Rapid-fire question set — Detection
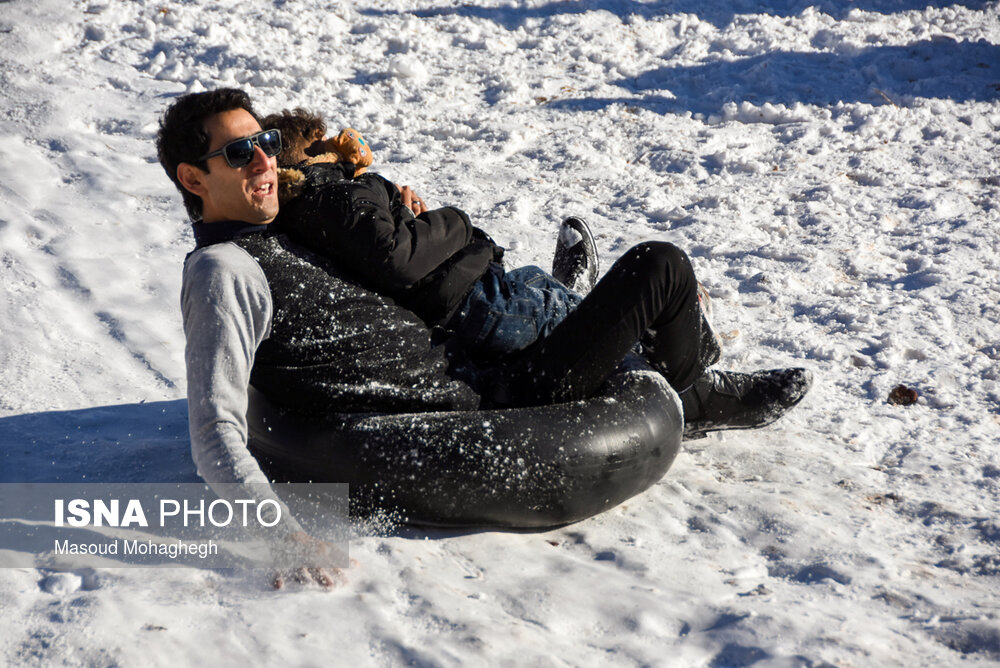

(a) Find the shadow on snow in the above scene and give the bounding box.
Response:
[0,400,197,483]
[554,38,999,115]
[360,0,994,30]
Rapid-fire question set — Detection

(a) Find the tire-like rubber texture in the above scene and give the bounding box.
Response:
[246,366,683,528]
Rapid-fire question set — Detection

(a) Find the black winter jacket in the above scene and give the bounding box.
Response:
[275,163,503,326]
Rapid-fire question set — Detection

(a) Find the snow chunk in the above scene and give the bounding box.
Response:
[389,55,429,83]
[714,101,817,125]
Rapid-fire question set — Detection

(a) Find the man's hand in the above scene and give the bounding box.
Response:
[396,184,427,216]
[271,531,351,591]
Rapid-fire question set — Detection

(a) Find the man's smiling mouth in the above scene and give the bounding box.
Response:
[251,182,274,199]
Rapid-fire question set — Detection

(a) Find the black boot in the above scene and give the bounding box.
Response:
[680,368,813,439]
[552,216,599,294]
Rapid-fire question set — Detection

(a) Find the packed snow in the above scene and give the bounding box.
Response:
[1,0,999,665]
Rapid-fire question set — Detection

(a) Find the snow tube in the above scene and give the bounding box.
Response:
[246,363,683,528]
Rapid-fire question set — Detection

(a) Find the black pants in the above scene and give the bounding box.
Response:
[487,241,719,406]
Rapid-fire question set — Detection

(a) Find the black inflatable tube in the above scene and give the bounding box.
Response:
[246,366,684,528]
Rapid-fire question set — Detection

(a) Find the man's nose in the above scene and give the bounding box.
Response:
[249,144,272,171]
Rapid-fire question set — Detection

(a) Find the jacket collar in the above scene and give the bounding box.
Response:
[192,221,273,249]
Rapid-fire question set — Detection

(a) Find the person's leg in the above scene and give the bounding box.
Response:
[449,265,583,360]
[517,265,583,339]
[481,240,811,439]
[496,241,708,405]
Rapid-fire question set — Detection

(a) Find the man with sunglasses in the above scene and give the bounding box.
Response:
[158,89,811,587]
[160,89,484,588]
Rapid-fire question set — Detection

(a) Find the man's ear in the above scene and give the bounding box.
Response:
[176,162,209,197]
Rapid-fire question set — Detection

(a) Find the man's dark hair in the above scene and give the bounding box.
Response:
[260,108,327,167]
[156,88,260,220]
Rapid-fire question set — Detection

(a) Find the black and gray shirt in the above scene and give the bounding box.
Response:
[181,222,478,521]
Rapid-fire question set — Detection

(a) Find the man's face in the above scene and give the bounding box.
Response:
[188,108,279,224]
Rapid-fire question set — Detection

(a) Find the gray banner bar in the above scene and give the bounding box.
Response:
[0,483,349,569]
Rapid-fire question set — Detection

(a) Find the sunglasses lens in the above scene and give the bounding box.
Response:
[215,131,282,167]
[223,139,256,168]
[258,130,282,157]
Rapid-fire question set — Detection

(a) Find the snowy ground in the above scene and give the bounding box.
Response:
[1,0,999,665]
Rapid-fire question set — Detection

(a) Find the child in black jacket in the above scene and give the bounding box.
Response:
[262,109,594,362]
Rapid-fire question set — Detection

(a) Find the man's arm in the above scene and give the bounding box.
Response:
[182,244,271,485]
[181,243,347,588]
[181,244,303,533]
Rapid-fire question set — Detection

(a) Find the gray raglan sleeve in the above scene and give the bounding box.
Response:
[180,243,303,534]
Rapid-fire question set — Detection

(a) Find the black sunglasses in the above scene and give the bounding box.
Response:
[200,129,282,168]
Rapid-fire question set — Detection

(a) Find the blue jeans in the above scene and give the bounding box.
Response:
[449,264,582,359]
